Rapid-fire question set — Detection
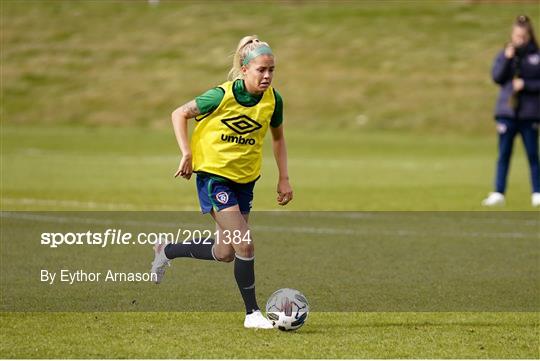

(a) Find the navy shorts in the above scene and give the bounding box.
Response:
[196,173,256,214]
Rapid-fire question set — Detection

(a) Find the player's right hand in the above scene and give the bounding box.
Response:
[175,154,192,180]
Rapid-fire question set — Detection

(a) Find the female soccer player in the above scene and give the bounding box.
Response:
[482,15,540,207]
[151,36,293,329]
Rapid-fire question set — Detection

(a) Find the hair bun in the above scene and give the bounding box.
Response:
[517,15,529,24]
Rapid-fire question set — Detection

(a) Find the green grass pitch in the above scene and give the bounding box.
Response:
[2,126,539,358]
[2,0,540,359]
[1,313,537,358]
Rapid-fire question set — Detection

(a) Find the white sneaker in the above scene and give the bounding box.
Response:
[244,310,274,329]
[532,193,540,207]
[150,236,171,284]
[481,192,505,206]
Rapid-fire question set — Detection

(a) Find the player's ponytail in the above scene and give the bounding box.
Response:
[228,35,272,80]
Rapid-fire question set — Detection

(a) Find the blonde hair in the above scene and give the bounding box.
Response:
[228,35,273,81]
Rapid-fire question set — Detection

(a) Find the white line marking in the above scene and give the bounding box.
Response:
[1,197,195,211]
[1,212,536,240]
[2,198,538,227]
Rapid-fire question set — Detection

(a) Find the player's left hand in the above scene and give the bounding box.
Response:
[277,178,293,206]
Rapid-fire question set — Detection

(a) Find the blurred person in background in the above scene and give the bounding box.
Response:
[483,15,540,207]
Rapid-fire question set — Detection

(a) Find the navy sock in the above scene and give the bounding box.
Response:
[234,255,259,314]
[164,239,216,261]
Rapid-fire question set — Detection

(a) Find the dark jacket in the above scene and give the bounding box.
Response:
[492,42,540,121]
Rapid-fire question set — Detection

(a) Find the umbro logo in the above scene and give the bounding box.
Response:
[221,115,262,135]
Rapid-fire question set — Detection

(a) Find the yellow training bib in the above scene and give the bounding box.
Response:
[191,81,276,183]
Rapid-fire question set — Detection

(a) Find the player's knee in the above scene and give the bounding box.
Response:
[234,241,254,259]
[213,248,235,263]
[217,254,235,263]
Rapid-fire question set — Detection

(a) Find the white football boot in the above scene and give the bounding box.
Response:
[150,236,171,284]
[244,310,274,329]
[532,193,540,207]
[481,192,505,207]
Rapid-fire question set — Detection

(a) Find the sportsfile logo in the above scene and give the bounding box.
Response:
[221,115,261,145]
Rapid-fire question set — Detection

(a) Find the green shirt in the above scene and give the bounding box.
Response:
[195,79,283,128]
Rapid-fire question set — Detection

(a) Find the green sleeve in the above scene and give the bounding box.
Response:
[194,87,225,114]
[270,89,283,128]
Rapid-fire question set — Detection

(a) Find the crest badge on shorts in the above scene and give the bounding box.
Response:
[216,191,229,204]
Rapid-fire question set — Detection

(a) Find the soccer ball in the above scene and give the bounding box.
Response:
[265,288,309,331]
